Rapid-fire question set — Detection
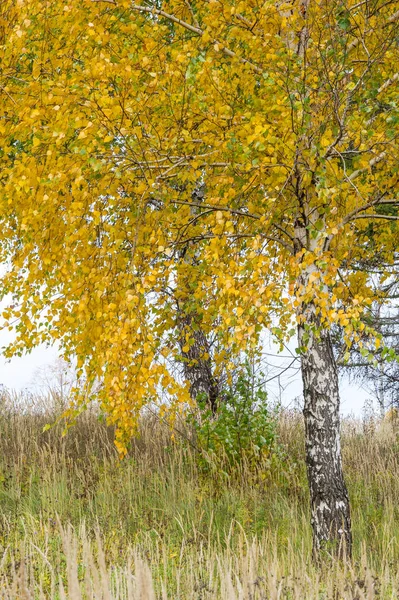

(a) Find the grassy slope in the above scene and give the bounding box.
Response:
[0,393,398,598]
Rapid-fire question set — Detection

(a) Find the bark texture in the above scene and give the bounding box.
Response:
[176,183,222,414]
[178,312,221,414]
[298,305,352,559]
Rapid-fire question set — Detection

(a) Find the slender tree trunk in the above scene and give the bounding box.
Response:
[176,183,222,414]
[178,312,221,414]
[298,300,352,559]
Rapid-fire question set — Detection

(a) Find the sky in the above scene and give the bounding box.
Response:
[0,328,372,416]
[257,335,371,416]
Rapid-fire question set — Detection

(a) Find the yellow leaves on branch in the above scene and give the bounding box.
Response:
[0,0,398,450]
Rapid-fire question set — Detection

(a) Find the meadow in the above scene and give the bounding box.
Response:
[0,389,398,599]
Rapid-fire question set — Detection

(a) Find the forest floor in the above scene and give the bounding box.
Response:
[0,391,398,599]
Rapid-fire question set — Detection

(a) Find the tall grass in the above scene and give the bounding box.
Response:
[0,389,399,598]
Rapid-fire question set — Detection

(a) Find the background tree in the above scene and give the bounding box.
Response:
[1,0,399,557]
[331,207,399,414]
[335,269,399,414]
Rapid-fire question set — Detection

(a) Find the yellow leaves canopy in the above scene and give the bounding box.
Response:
[0,0,398,448]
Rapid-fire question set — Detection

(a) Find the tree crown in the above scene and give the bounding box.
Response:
[1,0,398,450]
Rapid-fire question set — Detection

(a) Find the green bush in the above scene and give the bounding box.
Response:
[189,363,279,475]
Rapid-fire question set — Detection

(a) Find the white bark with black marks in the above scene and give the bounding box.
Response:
[298,281,352,558]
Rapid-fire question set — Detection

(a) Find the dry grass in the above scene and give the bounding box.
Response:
[1,390,399,598]
[1,525,394,599]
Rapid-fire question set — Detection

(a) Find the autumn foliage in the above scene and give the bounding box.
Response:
[0,0,398,467]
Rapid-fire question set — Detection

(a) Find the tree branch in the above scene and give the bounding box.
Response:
[348,214,399,222]
[183,0,200,29]
[340,197,398,227]
[131,4,202,34]
[348,151,387,181]
[378,72,399,94]
[173,232,294,253]
[171,200,261,221]
[129,4,263,74]
[388,9,399,24]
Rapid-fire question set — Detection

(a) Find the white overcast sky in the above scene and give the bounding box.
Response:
[0,325,371,416]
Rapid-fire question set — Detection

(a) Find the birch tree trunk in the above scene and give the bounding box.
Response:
[298,299,352,559]
[176,184,222,415]
[178,312,221,415]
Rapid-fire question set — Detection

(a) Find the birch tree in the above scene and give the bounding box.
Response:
[1,0,399,557]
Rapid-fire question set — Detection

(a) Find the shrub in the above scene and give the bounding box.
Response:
[189,363,279,476]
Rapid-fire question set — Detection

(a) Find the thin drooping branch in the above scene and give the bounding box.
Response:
[171,200,261,221]
[388,9,399,23]
[339,197,398,228]
[378,72,399,94]
[132,4,202,35]
[130,4,263,73]
[183,0,200,29]
[323,198,398,249]
[173,232,294,253]
[349,151,387,181]
[348,214,399,222]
